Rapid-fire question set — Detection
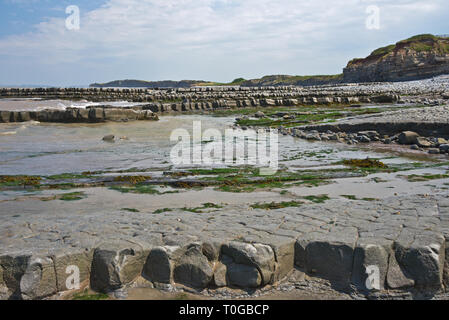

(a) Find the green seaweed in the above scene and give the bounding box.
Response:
[250,201,303,210]
[402,173,449,182]
[303,194,330,203]
[59,192,86,201]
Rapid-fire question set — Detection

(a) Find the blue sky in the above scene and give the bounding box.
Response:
[0,0,448,86]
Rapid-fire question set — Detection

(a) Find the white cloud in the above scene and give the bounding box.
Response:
[0,0,447,84]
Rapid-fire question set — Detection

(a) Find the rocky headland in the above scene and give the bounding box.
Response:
[343,34,449,83]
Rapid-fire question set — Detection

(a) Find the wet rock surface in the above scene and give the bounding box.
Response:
[273,106,449,156]
[2,193,449,299]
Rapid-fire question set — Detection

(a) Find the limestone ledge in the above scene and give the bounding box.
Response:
[0,107,158,123]
[300,105,449,137]
[0,93,399,123]
[1,194,449,299]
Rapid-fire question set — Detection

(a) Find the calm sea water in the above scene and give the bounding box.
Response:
[0,100,425,176]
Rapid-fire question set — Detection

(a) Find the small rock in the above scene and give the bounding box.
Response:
[102,135,115,142]
[416,137,432,148]
[439,144,449,153]
[254,111,265,118]
[398,131,419,145]
[410,144,420,150]
[357,135,371,143]
[428,148,440,154]
[305,133,321,141]
[435,138,448,145]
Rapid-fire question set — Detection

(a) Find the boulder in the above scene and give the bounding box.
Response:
[226,263,262,288]
[142,246,179,285]
[269,240,295,282]
[305,241,354,284]
[213,262,228,288]
[394,234,445,290]
[90,246,148,293]
[1,254,59,300]
[351,242,390,291]
[440,144,449,153]
[222,242,276,285]
[173,244,213,288]
[19,256,58,300]
[201,242,219,262]
[398,131,419,145]
[416,137,432,148]
[0,254,29,299]
[52,249,93,292]
[295,228,357,286]
[0,111,11,123]
[386,251,415,289]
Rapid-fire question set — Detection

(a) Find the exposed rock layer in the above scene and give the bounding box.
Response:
[343,35,449,83]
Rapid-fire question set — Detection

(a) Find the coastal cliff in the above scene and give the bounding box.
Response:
[343,34,449,82]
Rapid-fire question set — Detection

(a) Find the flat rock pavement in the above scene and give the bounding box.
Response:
[1,192,449,299]
[334,105,449,124]
[302,105,449,137]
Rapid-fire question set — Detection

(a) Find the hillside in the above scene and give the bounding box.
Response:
[238,74,343,87]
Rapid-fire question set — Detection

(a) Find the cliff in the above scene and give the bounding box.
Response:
[343,34,449,83]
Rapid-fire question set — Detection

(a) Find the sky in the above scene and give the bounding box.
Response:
[0,0,447,86]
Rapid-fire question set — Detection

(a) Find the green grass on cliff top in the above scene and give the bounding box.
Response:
[348,34,449,65]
